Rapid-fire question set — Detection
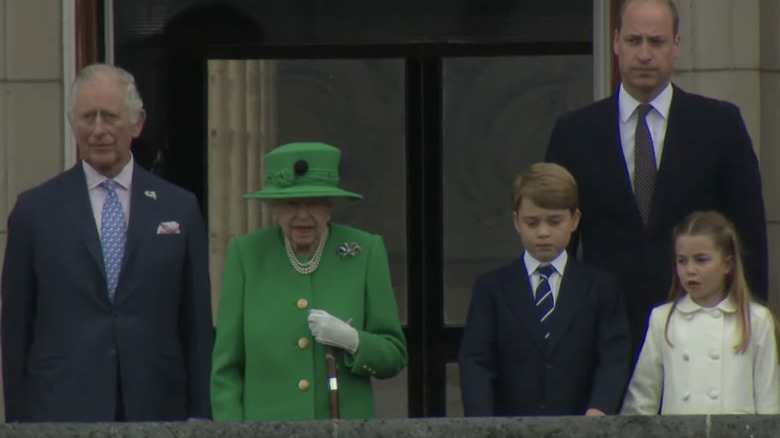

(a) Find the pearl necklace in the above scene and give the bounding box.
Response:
[285,228,329,275]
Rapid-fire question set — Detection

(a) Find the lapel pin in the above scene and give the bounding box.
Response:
[144,190,157,200]
[337,242,361,258]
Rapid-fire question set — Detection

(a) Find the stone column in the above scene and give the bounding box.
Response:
[759,0,780,316]
[671,0,780,309]
[672,0,762,152]
[207,60,277,321]
[0,0,65,422]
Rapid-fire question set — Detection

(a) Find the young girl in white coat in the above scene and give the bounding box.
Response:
[622,211,780,415]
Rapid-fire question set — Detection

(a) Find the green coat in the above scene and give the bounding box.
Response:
[211,223,408,421]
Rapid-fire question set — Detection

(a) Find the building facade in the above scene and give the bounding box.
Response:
[0,0,778,420]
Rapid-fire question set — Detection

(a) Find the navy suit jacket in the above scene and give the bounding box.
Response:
[1,163,213,422]
[545,85,768,348]
[459,257,630,416]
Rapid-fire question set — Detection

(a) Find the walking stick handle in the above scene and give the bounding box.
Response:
[324,346,340,419]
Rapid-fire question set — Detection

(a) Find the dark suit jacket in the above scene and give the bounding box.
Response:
[545,85,768,348]
[458,257,630,416]
[1,163,213,422]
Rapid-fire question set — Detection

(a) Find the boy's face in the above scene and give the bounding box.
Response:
[514,198,580,262]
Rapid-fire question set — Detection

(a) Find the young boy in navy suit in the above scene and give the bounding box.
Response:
[459,163,631,416]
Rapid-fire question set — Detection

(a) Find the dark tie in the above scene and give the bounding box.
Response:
[535,265,556,339]
[634,103,656,225]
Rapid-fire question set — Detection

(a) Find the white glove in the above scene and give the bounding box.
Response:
[307,309,359,354]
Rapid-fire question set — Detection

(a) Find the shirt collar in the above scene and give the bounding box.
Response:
[618,81,674,123]
[523,250,568,278]
[675,292,737,314]
[83,155,135,191]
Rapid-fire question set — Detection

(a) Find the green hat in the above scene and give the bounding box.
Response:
[244,142,363,200]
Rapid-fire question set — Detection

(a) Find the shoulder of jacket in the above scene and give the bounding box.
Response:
[134,167,199,203]
[329,223,377,243]
[674,88,740,115]
[232,226,281,248]
[556,96,613,124]
[749,301,774,322]
[650,302,675,320]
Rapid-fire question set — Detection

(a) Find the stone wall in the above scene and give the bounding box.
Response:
[0,416,777,438]
[0,0,65,423]
[671,0,780,315]
[758,0,780,317]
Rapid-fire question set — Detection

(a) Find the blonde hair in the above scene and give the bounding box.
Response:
[513,163,578,212]
[665,211,752,353]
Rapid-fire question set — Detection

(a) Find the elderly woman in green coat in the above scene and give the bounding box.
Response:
[211,142,408,421]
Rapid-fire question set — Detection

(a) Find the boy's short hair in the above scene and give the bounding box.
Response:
[513,163,578,212]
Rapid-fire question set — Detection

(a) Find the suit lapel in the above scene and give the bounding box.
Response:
[60,164,106,280]
[500,259,546,351]
[648,85,686,231]
[118,166,158,293]
[59,164,112,306]
[545,259,587,353]
[605,95,634,197]
[602,95,646,228]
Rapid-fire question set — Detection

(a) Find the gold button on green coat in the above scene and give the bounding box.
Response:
[211,223,408,421]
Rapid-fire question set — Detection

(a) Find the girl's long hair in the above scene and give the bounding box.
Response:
[664,211,752,353]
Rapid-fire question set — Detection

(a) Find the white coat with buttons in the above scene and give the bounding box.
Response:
[622,294,780,415]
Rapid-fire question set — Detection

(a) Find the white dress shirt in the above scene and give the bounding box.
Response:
[523,250,568,309]
[83,157,134,237]
[622,294,780,415]
[618,82,674,189]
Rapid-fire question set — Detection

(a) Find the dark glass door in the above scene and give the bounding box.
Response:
[112,0,593,417]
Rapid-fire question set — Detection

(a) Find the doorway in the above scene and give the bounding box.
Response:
[112,0,594,417]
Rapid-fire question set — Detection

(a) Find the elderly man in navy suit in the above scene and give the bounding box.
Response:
[546,0,767,355]
[1,64,213,422]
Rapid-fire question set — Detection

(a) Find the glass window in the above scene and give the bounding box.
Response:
[207,59,408,418]
[442,55,594,326]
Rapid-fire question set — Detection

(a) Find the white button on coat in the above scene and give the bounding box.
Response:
[621,295,780,415]
[710,351,720,360]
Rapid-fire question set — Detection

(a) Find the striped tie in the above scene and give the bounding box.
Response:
[535,265,556,339]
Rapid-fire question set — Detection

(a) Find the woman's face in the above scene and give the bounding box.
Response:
[274,198,332,255]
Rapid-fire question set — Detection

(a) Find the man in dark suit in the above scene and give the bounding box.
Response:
[545,0,767,352]
[1,64,213,422]
[459,163,630,416]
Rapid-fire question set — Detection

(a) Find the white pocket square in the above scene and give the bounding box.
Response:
[157,221,181,235]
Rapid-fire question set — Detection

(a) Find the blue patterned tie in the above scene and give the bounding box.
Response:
[101,180,127,301]
[535,265,556,340]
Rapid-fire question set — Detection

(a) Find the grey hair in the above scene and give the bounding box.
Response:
[69,63,144,124]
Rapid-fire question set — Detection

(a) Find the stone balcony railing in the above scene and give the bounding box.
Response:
[0,415,777,438]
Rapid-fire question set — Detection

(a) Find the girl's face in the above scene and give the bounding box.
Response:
[675,234,733,307]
